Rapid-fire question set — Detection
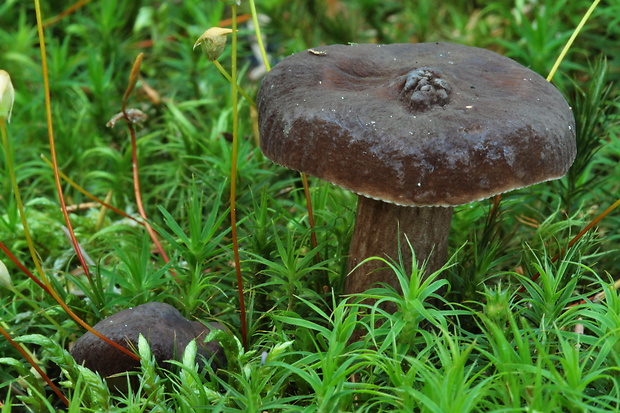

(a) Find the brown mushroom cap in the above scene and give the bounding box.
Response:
[71,302,225,382]
[257,42,576,206]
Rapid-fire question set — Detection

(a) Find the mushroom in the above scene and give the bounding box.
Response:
[71,302,225,390]
[257,42,576,304]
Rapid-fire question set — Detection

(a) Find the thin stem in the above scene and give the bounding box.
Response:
[0,325,69,407]
[519,197,620,293]
[301,172,321,263]
[246,1,321,267]
[1,121,51,293]
[34,0,91,280]
[1,124,45,286]
[569,278,620,308]
[2,121,139,363]
[40,155,140,224]
[213,60,255,107]
[0,241,49,294]
[19,0,141,362]
[42,0,92,28]
[229,5,248,350]
[546,0,600,82]
[119,53,177,280]
[248,0,271,72]
[126,118,177,279]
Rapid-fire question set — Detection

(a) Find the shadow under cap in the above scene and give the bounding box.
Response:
[257,42,576,207]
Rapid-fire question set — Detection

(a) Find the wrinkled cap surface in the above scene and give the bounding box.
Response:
[257,42,576,206]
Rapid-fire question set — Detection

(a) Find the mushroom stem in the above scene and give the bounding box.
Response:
[345,196,453,302]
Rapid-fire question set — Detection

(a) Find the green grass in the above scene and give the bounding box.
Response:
[1,0,619,411]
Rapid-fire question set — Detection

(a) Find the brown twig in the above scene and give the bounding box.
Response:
[42,0,92,28]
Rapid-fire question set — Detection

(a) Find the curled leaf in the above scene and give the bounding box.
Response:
[106,108,148,128]
[193,27,235,62]
[122,53,144,112]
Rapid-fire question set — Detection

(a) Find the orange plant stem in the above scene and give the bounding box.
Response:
[0,326,69,407]
[0,242,50,294]
[519,198,620,293]
[34,0,91,280]
[31,0,139,362]
[40,155,140,224]
[120,54,177,279]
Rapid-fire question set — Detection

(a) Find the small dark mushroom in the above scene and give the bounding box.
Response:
[257,42,576,303]
[71,302,225,390]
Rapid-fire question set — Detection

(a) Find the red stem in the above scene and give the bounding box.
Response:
[0,242,50,294]
[35,0,91,280]
[519,198,620,294]
[227,6,247,350]
[40,155,141,224]
[0,326,69,407]
[125,117,178,280]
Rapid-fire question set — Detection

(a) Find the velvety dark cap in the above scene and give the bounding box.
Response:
[257,42,576,206]
[71,302,225,380]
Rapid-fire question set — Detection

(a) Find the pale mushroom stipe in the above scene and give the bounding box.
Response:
[257,42,576,307]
